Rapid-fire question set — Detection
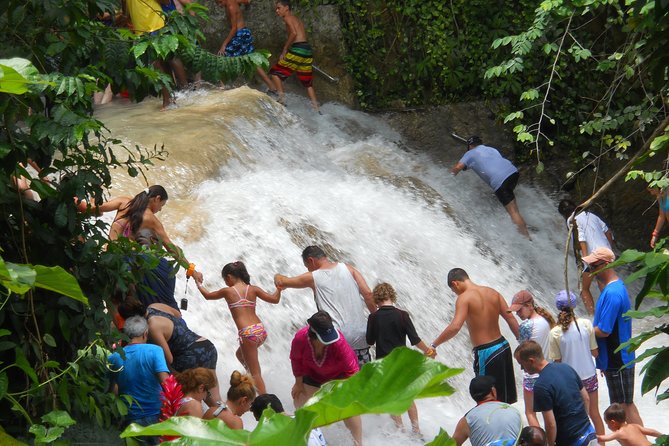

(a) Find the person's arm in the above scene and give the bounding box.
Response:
[542,410,558,446]
[196,283,229,301]
[365,313,377,346]
[79,196,129,214]
[638,426,664,437]
[274,272,314,290]
[594,326,610,338]
[291,375,305,401]
[346,264,375,313]
[452,416,470,446]
[451,162,466,176]
[280,17,298,60]
[157,371,169,383]
[148,322,174,365]
[415,340,436,358]
[431,295,468,348]
[254,285,281,304]
[218,3,240,54]
[651,200,666,248]
[500,295,520,339]
[579,241,589,258]
[605,229,615,249]
[597,431,620,442]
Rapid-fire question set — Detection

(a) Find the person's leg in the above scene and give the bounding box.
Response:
[504,199,530,238]
[152,60,173,109]
[306,86,319,112]
[271,75,285,104]
[168,57,188,89]
[390,414,404,430]
[239,339,266,394]
[623,402,643,426]
[581,272,595,315]
[587,389,605,445]
[294,383,318,408]
[407,401,420,434]
[523,388,539,427]
[256,67,276,92]
[343,415,363,446]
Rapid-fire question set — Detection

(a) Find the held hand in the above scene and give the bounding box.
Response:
[425,348,437,359]
[280,51,287,61]
[193,270,203,284]
[274,274,286,289]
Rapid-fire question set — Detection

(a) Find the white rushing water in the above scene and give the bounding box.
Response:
[94,87,668,445]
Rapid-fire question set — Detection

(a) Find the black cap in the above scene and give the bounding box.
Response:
[307,310,340,345]
[469,375,496,401]
[466,135,483,147]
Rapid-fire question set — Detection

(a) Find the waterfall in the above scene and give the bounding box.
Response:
[94,87,666,444]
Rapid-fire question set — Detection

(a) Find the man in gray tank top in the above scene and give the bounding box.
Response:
[452,375,522,446]
[275,245,376,366]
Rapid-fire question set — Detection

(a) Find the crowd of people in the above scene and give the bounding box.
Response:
[98,183,666,446]
[108,0,320,111]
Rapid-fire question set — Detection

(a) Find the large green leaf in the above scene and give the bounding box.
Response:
[123,349,462,445]
[1,261,36,294]
[426,428,457,446]
[301,348,462,428]
[32,265,88,305]
[640,347,669,395]
[0,58,53,94]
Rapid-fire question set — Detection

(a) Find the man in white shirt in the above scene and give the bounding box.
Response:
[558,199,614,314]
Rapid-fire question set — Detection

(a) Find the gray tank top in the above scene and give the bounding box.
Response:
[312,263,368,350]
[465,401,521,446]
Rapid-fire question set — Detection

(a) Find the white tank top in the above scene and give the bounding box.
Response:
[312,263,369,350]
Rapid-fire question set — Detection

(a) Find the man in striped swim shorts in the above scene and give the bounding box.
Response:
[270,0,320,112]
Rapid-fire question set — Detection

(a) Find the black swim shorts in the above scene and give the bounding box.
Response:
[604,366,635,404]
[494,172,520,206]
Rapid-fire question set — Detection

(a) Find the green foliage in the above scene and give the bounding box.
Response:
[0,0,262,438]
[122,348,463,445]
[297,0,537,109]
[611,243,669,403]
[486,0,669,167]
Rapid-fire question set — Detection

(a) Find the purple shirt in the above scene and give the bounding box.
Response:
[290,326,359,385]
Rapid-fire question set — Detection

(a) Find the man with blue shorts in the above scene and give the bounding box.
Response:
[451,136,529,237]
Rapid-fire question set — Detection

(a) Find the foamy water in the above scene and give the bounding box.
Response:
[94,87,668,444]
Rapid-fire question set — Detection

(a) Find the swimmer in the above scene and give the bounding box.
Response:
[196,261,281,394]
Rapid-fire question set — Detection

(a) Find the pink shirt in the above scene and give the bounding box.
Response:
[290,327,359,384]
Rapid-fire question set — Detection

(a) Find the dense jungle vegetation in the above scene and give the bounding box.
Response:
[1,0,668,444]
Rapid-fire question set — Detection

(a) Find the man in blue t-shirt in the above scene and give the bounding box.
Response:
[515,340,596,446]
[584,247,643,426]
[451,136,529,237]
[108,316,170,445]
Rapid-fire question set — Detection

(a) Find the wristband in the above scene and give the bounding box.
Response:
[186,263,196,278]
[430,343,437,349]
[212,401,227,417]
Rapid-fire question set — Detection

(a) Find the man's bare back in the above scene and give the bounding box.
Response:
[283,14,306,43]
[460,285,506,346]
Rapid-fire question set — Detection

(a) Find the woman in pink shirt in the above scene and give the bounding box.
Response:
[290,310,362,445]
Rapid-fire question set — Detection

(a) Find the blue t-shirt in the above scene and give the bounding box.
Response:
[108,343,169,421]
[533,362,591,446]
[593,279,634,371]
[459,145,518,191]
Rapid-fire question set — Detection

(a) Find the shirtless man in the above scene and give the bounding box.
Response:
[274,245,375,367]
[269,0,319,111]
[216,0,276,92]
[431,268,520,403]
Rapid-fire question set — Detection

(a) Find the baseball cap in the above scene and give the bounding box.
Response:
[469,375,496,401]
[307,311,340,345]
[509,290,534,312]
[582,247,615,265]
[555,290,577,310]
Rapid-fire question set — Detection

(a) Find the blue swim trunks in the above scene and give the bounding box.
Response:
[225,27,255,57]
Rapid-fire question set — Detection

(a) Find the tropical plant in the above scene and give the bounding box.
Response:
[122,348,461,445]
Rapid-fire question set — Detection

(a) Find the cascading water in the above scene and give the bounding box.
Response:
[95,87,667,444]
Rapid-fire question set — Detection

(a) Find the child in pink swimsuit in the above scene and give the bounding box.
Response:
[196,261,281,394]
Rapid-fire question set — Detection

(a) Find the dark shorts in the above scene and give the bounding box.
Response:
[303,375,322,388]
[494,172,519,206]
[473,337,517,404]
[604,366,635,404]
[355,347,371,369]
[172,339,218,372]
[224,27,255,57]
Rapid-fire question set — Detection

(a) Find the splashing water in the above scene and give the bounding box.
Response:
[95,87,667,444]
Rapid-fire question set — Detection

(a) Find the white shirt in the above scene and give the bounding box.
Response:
[549,318,597,380]
[566,211,611,253]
